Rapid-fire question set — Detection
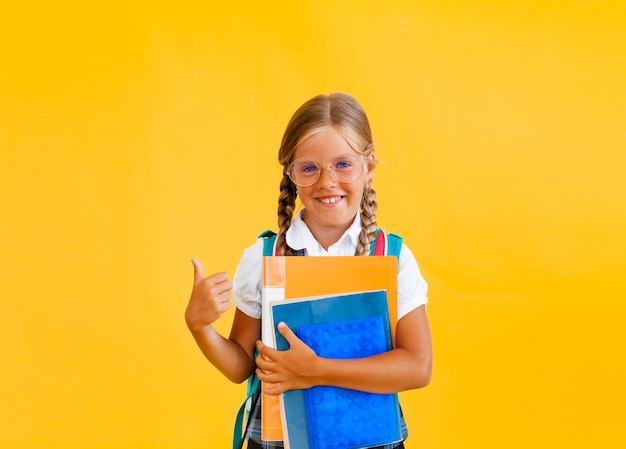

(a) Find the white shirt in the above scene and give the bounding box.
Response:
[233,211,428,321]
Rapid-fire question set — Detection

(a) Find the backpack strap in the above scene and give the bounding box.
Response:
[233,230,277,449]
[232,375,260,449]
[259,230,306,256]
[259,230,278,256]
[370,229,403,259]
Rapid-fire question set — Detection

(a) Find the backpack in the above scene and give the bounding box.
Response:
[232,229,403,449]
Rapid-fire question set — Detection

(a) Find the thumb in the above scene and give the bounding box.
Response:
[277,322,298,345]
[191,258,204,284]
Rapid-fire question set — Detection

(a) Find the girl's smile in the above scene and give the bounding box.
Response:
[317,195,344,205]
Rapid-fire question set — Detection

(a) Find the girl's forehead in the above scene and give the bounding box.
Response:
[294,127,356,160]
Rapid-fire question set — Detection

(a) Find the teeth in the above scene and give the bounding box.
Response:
[320,197,341,204]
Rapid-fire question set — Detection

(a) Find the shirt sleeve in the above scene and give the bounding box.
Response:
[232,238,264,319]
[397,243,429,320]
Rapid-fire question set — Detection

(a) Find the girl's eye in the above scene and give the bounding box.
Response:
[334,159,353,170]
[300,162,318,174]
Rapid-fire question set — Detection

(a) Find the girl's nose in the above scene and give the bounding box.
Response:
[317,165,337,187]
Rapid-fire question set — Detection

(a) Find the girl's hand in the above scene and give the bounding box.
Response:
[255,322,318,395]
[185,258,233,331]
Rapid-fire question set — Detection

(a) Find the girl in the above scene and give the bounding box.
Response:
[186,92,432,449]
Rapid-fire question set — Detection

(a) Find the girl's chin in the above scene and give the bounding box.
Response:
[306,209,358,226]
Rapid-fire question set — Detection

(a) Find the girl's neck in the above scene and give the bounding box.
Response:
[301,209,356,251]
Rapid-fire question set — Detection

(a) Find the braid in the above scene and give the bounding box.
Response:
[276,172,297,256]
[356,178,378,256]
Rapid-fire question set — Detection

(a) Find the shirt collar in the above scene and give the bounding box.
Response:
[285,210,362,255]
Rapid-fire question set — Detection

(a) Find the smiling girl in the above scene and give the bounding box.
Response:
[186,93,432,449]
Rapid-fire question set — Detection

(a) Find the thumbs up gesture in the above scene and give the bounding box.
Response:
[185,258,233,331]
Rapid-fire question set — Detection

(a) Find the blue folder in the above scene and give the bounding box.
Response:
[271,290,402,449]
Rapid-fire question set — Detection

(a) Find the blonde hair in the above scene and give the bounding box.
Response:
[276,92,378,256]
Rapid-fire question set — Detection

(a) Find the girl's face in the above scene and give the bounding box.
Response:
[292,127,374,245]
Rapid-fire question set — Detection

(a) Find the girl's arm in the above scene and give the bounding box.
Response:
[255,304,432,395]
[185,259,260,384]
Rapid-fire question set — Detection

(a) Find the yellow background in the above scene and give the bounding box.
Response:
[1,1,625,448]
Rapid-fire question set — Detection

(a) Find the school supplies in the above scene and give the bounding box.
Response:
[261,256,399,446]
[271,290,402,449]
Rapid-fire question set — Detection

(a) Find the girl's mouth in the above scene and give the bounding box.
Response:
[318,196,343,204]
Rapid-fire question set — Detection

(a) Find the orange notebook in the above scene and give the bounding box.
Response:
[260,256,398,443]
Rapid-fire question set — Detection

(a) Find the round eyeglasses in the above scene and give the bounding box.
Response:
[287,153,365,187]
